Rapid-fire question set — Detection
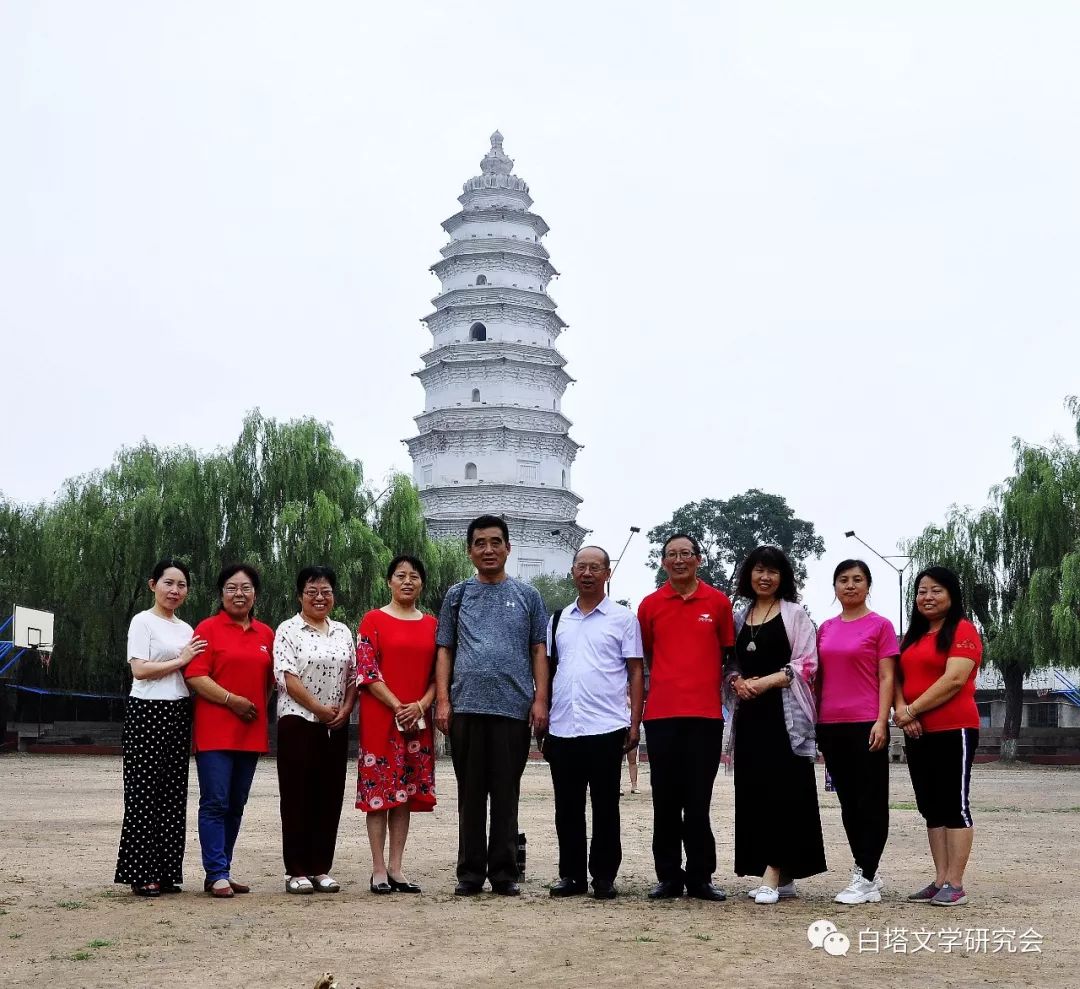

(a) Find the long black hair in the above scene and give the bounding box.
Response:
[901,565,967,654]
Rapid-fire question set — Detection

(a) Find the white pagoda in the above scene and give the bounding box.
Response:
[406,132,585,579]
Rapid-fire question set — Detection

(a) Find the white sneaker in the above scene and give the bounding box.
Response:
[834,867,882,904]
[746,881,797,899]
[754,885,779,904]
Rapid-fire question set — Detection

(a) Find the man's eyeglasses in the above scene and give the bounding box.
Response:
[573,563,607,574]
[664,550,697,561]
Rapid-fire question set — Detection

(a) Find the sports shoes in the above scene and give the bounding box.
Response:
[834,867,882,905]
[930,883,968,906]
[907,882,941,902]
[754,886,779,904]
[746,881,797,900]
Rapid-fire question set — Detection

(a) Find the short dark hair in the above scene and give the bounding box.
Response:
[467,514,510,547]
[217,563,261,595]
[735,545,799,602]
[901,565,968,655]
[661,532,701,557]
[573,544,611,567]
[151,558,190,583]
[296,565,337,597]
[386,554,427,584]
[832,558,872,587]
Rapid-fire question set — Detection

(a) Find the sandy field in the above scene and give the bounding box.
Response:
[0,753,1076,989]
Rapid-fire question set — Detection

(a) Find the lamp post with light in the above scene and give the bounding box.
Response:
[844,530,914,637]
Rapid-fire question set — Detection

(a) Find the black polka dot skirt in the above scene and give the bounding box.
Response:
[114,697,192,886]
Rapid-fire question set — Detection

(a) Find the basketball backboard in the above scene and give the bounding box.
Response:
[13,606,55,650]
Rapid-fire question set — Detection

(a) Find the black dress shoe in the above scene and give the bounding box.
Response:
[647,880,684,900]
[370,875,393,895]
[491,880,521,896]
[454,881,482,896]
[387,876,422,894]
[686,882,727,902]
[549,877,586,898]
[592,880,618,900]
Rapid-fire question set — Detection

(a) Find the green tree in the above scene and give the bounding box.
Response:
[647,489,825,593]
[0,412,463,695]
[906,398,1080,760]
[530,573,577,614]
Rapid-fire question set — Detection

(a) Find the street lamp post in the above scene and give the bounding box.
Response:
[607,526,641,598]
[844,530,914,637]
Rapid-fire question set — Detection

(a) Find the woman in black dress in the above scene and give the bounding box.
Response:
[725,546,826,904]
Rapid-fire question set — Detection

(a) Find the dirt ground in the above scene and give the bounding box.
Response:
[0,754,1076,989]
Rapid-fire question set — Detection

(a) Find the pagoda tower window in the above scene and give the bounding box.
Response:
[465,462,478,480]
[470,322,487,341]
[475,274,488,285]
[471,388,481,403]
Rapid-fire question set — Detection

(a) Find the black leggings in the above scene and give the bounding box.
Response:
[817,721,889,879]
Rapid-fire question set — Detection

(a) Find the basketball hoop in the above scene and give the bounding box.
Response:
[1037,687,1050,698]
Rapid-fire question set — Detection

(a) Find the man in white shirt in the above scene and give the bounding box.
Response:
[543,545,644,900]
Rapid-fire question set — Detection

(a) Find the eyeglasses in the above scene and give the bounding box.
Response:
[664,550,697,561]
[302,588,334,599]
[223,583,255,595]
[573,563,607,574]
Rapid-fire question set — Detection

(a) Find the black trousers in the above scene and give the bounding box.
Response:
[276,715,349,877]
[114,697,191,886]
[545,728,626,885]
[450,713,532,885]
[645,716,724,885]
[817,721,890,879]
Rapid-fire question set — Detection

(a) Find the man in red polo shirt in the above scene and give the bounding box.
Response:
[638,533,735,901]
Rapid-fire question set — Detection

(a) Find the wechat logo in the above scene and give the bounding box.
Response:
[808,919,851,957]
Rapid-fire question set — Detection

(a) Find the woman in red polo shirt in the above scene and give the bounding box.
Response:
[185,563,275,898]
[893,566,982,907]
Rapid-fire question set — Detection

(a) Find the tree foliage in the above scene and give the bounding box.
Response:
[529,572,577,614]
[0,411,472,694]
[905,398,1080,756]
[647,489,825,594]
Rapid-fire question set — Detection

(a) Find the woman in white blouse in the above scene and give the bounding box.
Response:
[273,565,357,894]
[114,558,207,897]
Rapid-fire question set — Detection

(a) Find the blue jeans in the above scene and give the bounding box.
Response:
[195,750,259,882]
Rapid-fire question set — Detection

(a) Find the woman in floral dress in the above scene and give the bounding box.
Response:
[356,554,437,894]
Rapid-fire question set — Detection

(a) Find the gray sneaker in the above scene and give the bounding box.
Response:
[907,882,941,902]
[930,883,968,906]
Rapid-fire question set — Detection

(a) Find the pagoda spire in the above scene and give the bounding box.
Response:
[405,133,585,579]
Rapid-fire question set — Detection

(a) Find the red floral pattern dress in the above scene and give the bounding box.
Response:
[355,610,438,813]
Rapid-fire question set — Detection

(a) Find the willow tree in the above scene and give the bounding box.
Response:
[907,399,1080,760]
[374,472,473,614]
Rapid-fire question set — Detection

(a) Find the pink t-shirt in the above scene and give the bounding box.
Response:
[816,612,899,724]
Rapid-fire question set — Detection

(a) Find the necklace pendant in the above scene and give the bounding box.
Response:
[746,641,757,653]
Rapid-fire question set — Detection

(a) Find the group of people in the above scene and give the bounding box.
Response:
[113,514,983,910]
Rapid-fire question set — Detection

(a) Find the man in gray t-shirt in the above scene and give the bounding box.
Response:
[435,515,549,895]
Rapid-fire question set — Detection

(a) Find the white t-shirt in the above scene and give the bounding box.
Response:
[127,609,194,700]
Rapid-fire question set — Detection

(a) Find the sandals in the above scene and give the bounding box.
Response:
[131,883,160,898]
[286,876,314,895]
[311,875,341,893]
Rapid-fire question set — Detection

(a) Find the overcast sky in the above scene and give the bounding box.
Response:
[2,2,1078,628]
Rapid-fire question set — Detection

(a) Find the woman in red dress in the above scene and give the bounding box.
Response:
[356,554,437,894]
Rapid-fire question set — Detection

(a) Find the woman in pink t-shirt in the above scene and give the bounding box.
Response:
[816,560,899,905]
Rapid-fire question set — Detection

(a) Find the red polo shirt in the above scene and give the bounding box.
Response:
[185,610,275,753]
[638,580,735,721]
